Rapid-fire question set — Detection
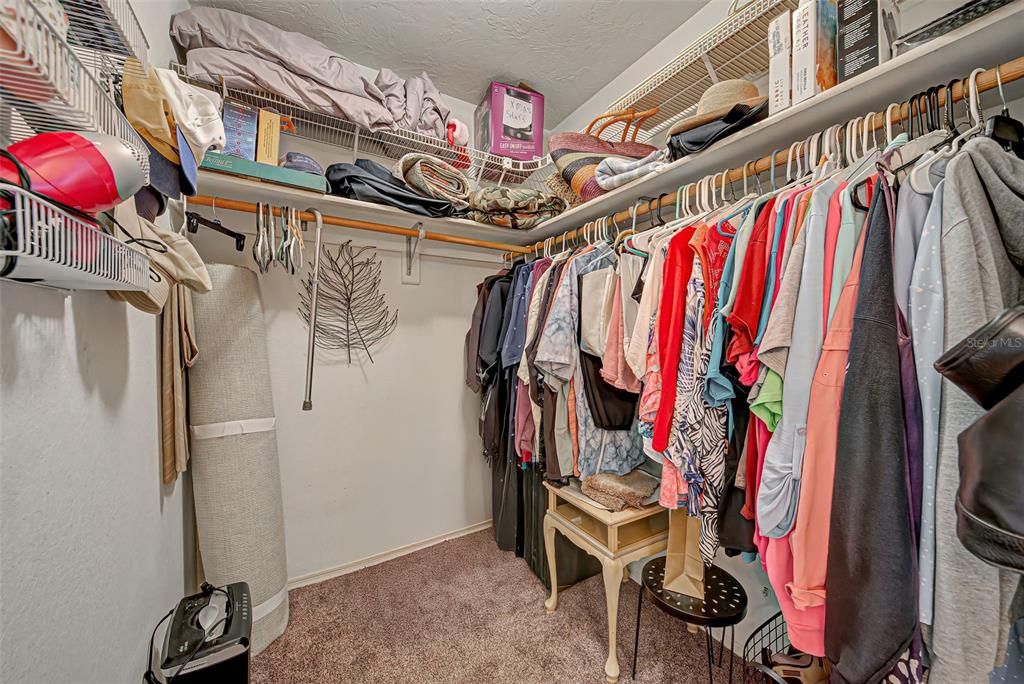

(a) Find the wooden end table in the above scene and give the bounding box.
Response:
[542,482,669,683]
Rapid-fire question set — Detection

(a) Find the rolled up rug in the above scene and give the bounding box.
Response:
[392,153,471,209]
[467,186,566,230]
[189,264,288,654]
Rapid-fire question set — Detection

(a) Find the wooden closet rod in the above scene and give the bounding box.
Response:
[512,54,1024,259]
[188,195,534,255]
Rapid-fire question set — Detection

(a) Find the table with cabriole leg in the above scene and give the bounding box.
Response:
[542,482,669,684]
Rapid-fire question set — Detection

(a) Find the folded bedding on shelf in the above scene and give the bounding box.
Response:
[595,149,669,190]
[393,153,471,209]
[375,68,451,141]
[466,187,567,230]
[172,7,450,138]
[184,47,394,131]
[581,470,659,511]
[172,7,383,99]
[326,158,459,217]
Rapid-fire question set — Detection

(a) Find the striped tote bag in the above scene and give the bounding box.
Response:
[549,108,659,203]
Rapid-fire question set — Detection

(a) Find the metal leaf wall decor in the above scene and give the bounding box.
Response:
[298,240,398,363]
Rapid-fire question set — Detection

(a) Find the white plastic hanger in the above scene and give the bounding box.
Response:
[885,103,901,146]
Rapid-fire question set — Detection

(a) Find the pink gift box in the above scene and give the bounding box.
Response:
[474,81,545,161]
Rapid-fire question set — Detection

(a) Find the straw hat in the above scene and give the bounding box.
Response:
[666,80,767,138]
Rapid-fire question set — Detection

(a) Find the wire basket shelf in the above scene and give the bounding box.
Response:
[599,0,799,144]
[0,0,149,178]
[173,64,557,192]
[1,185,151,290]
[741,610,793,683]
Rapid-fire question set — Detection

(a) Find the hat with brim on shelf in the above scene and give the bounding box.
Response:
[666,79,767,140]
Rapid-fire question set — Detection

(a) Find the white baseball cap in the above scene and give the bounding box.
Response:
[154,67,225,166]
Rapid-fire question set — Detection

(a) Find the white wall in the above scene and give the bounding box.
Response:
[187,213,497,583]
[0,287,190,683]
[0,3,192,683]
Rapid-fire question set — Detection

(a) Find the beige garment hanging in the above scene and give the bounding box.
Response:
[161,284,199,483]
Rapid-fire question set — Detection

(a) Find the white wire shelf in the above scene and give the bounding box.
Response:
[599,0,800,144]
[173,64,556,192]
[1,185,151,290]
[62,0,148,68]
[518,0,1024,243]
[0,0,150,179]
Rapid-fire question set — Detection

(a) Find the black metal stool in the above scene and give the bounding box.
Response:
[632,556,747,683]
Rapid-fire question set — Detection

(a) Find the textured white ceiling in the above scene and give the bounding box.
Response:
[189,0,711,125]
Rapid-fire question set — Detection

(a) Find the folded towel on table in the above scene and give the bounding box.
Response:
[467,187,567,230]
[393,153,471,209]
[595,149,669,190]
[581,470,659,511]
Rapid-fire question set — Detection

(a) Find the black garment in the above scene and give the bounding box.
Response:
[579,351,638,430]
[956,380,1024,573]
[666,101,769,161]
[521,465,601,590]
[479,276,511,460]
[575,271,638,431]
[492,271,525,553]
[630,259,647,304]
[492,365,519,553]
[825,184,916,684]
[465,274,505,393]
[326,159,460,217]
[718,363,754,554]
[937,303,1024,573]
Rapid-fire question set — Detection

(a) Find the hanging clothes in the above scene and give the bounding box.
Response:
[824,175,918,684]
[465,115,1024,684]
[932,137,1024,683]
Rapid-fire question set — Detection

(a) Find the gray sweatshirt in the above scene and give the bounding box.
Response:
[934,137,1024,683]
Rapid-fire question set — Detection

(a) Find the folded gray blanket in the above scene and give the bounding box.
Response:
[581,470,659,511]
[393,153,470,209]
[595,149,668,191]
[173,7,451,138]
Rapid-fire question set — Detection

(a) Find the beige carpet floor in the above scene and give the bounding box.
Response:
[253,530,745,683]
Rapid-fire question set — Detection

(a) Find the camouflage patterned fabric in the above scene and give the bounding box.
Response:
[467,187,568,230]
